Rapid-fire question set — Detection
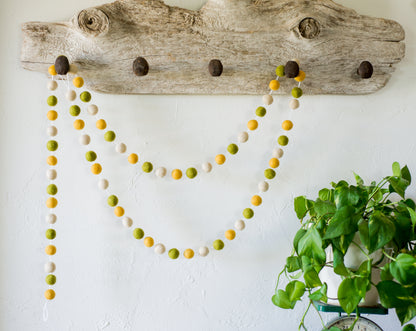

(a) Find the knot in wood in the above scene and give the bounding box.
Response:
[298,17,320,39]
[77,8,109,37]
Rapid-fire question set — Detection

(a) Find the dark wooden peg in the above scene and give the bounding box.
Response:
[55,55,70,75]
[133,57,149,76]
[357,61,373,79]
[208,59,223,77]
[285,61,300,78]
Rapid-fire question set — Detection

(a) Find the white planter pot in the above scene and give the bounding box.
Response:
[320,234,382,307]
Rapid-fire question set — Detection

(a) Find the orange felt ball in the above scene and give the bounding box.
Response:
[225,230,236,240]
[269,158,280,168]
[183,249,195,259]
[45,289,56,300]
[251,195,262,206]
[45,245,56,255]
[114,206,124,217]
[282,120,293,131]
[215,154,226,165]
[91,163,102,175]
[144,237,154,247]
[128,153,139,164]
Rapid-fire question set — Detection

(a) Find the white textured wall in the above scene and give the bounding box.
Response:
[0,0,415,330]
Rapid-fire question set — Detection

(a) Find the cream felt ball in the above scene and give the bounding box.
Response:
[46,169,57,180]
[46,213,57,224]
[199,246,209,257]
[258,181,269,192]
[88,104,99,115]
[289,99,300,110]
[155,167,167,178]
[235,220,245,231]
[69,64,78,74]
[154,244,166,255]
[79,134,90,145]
[44,262,56,273]
[98,179,109,190]
[202,162,212,173]
[47,126,57,137]
[238,131,249,143]
[115,143,126,154]
[66,90,76,102]
[262,94,273,105]
[122,217,133,228]
[47,80,58,91]
[272,148,284,159]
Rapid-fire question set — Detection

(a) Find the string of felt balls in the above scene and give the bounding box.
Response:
[47,59,304,181]
[44,57,305,260]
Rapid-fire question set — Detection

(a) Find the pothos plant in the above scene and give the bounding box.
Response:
[272,162,416,331]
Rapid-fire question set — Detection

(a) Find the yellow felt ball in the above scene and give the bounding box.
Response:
[143,236,154,247]
[45,245,56,255]
[47,156,57,166]
[73,76,84,88]
[251,195,262,206]
[215,154,226,165]
[128,153,139,164]
[91,163,102,175]
[269,158,280,168]
[47,110,58,121]
[184,249,194,259]
[171,169,183,180]
[45,289,56,300]
[247,120,258,131]
[295,70,306,82]
[73,119,85,130]
[225,229,236,240]
[269,80,280,91]
[282,120,293,131]
[114,206,124,217]
[96,119,107,130]
[46,197,58,209]
[48,65,57,76]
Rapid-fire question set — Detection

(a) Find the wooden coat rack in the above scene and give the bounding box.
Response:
[20,0,405,95]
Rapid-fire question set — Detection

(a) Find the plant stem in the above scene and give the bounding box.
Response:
[275,268,286,292]
[351,241,370,258]
[382,249,396,262]
[311,299,326,329]
[298,301,312,331]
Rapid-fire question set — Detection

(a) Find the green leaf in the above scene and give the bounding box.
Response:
[332,232,356,255]
[381,263,393,281]
[324,206,356,239]
[397,304,416,325]
[338,278,362,314]
[390,254,416,285]
[393,162,402,177]
[359,211,395,253]
[301,256,323,288]
[333,248,349,276]
[354,172,364,186]
[294,196,308,219]
[377,281,414,308]
[293,229,307,254]
[286,280,306,303]
[334,186,360,209]
[272,290,294,309]
[308,283,328,303]
[286,256,302,273]
[389,177,410,199]
[402,324,416,331]
[298,228,326,263]
[355,260,372,297]
[407,207,416,231]
[314,199,336,217]
[319,188,334,201]
[402,165,412,184]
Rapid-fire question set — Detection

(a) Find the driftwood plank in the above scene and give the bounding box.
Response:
[20,0,405,95]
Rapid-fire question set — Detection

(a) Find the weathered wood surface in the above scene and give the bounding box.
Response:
[21,0,405,95]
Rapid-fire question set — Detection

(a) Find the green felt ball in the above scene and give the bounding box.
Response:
[107,195,118,207]
[45,274,56,285]
[45,229,56,240]
[227,143,239,155]
[133,228,144,240]
[142,162,153,173]
[186,167,197,179]
[213,239,224,251]
[46,184,58,196]
[278,135,289,146]
[69,105,81,116]
[264,168,276,179]
[255,106,267,117]
[291,87,303,98]
[168,248,180,259]
[80,91,91,103]
[85,151,97,162]
[275,65,285,77]
[104,131,116,142]
[47,96,58,106]
[47,140,58,151]
[243,208,254,219]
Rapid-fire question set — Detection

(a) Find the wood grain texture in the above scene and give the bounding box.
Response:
[20,0,405,95]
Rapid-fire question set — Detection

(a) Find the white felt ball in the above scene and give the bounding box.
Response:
[69,64,78,74]
[258,181,269,192]
[98,179,109,190]
[263,94,273,106]
[46,169,57,180]
[289,99,300,110]
[66,90,77,102]
[46,213,57,224]
[202,162,212,173]
[154,244,166,255]
[155,167,167,178]
[44,262,56,273]
[292,58,300,66]
[272,148,284,159]
[199,246,209,257]
[88,104,99,116]
[235,220,246,231]
[79,134,91,145]
[238,131,249,143]
[115,143,127,154]
[122,217,133,228]
[47,80,58,91]
[47,126,58,137]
